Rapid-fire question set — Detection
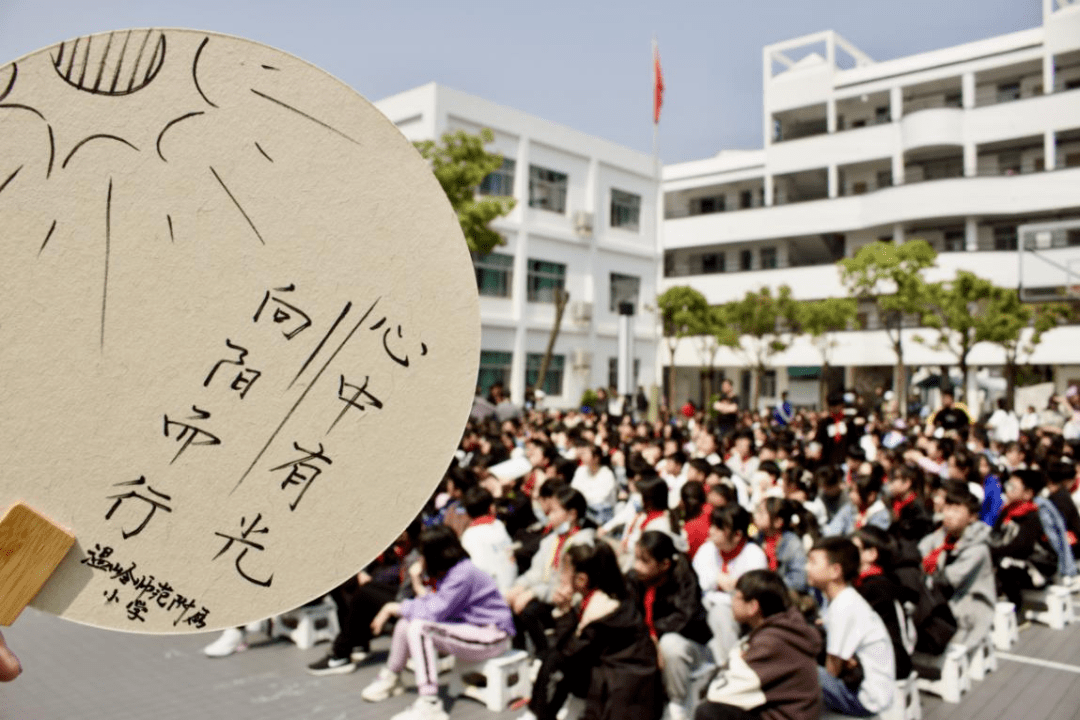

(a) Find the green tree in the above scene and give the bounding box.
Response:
[718,286,798,412]
[915,270,995,393]
[839,240,937,417]
[976,289,1072,409]
[414,128,515,254]
[657,286,708,411]
[688,304,730,408]
[791,297,859,410]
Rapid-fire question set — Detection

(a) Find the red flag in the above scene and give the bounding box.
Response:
[653,41,664,125]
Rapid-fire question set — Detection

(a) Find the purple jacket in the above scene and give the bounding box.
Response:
[400,558,515,636]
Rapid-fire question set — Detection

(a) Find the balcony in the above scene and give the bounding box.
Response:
[662,166,1080,248]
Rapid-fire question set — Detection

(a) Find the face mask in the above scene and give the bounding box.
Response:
[554,520,571,535]
[532,501,548,527]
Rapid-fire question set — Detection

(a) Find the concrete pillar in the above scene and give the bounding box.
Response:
[1044,53,1056,95]
[893,224,905,244]
[892,151,905,186]
[828,164,839,199]
[844,365,856,392]
[890,86,903,121]
[965,217,980,252]
[827,98,837,134]
[764,173,774,206]
[1045,130,1057,171]
[962,72,976,109]
[963,143,978,178]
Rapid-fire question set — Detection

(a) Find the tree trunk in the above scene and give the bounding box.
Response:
[534,288,568,394]
[752,365,763,415]
[820,357,830,412]
[668,343,678,413]
[1005,352,1017,412]
[894,341,906,419]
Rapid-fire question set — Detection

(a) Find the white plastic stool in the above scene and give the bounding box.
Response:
[968,633,997,681]
[270,598,338,650]
[879,671,921,720]
[449,648,531,711]
[993,602,1019,650]
[1021,585,1075,630]
[914,644,968,703]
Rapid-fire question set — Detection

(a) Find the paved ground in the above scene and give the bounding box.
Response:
[4,604,1080,719]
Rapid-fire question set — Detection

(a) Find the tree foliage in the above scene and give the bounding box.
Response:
[657,286,709,409]
[717,286,799,410]
[414,128,515,254]
[916,270,995,390]
[838,240,936,414]
[791,297,859,408]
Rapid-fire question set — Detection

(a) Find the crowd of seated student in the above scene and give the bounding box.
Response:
[277,385,1080,720]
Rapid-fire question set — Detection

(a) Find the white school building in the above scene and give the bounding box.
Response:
[375,84,661,410]
[661,0,1080,411]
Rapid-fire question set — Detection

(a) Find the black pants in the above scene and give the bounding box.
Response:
[513,599,555,657]
[694,702,758,720]
[997,564,1039,608]
[529,647,588,720]
[328,576,398,659]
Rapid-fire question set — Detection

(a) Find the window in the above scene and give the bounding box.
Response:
[760,247,778,269]
[996,82,1020,103]
[875,106,890,124]
[761,370,777,399]
[1065,78,1080,91]
[994,225,1018,251]
[852,181,868,195]
[608,357,641,391]
[692,195,725,215]
[528,165,568,213]
[527,259,566,302]
[478,351,512,398]
[740,190,753,209]
[609,273,640,312]
[851,119,866,128]
[740,249,753,271]
[945,92,962,108]
[1068,230,1080,247]
[473,252,513,297]
[610,189,641,231]
[1035,157,1045,172]
[664,251,675,277]
[1065,153,1080,168]
[700,252,725,274]
[876,170,893,189]
[527,353,564,396]
[944,231,965,252]
[479,158,516,197]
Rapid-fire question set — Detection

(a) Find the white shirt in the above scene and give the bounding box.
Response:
[692,540,768,598]
[571,465,617,512]
[987,409,1020,443]
[824,586,895,714]
[460,519,518,593]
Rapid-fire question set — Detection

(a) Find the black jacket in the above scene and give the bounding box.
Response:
[540,592,663,720]
[627,554,713,647]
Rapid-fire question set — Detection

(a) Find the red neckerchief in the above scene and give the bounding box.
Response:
[643,585,658,638]
[1071,476,1080,495]
[763,534,780,572]
[578,588,598,618]
[541,523,554,536]
[644,510,665,527]
[1001,501,1038,525]
[892,492,915,518]
[720,538,747,573]
[469,514,497,528]
[552,526,581,569]
[923,535,958,575]
[856,564,883,587]
[855,506,869,529]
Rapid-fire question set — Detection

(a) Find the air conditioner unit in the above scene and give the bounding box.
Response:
[571,301,593,324]
[573,210,594,238]
[572,349,592,370]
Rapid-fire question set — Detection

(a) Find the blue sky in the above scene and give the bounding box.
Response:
[0,0,1043,162]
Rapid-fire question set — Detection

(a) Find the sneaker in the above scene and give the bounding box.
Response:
[203,628,246,658]
[664,702,688,720]
[361,667,404,702]
[306,654,357,676]
[389,696,448,720]
[350,648,370,663]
